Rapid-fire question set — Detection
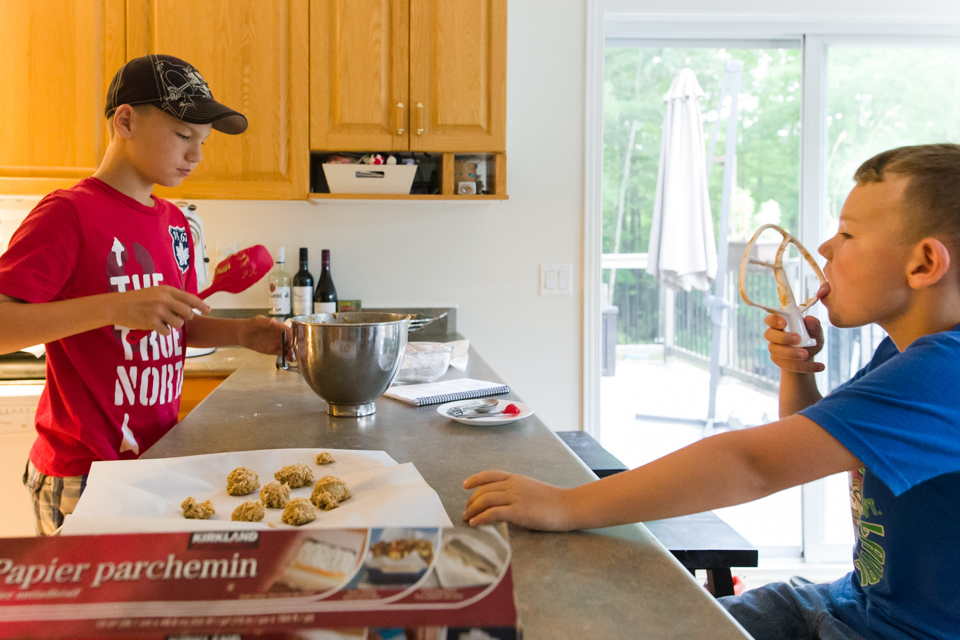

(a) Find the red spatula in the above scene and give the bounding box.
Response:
[124,245,274,344]
[198,244,274,299]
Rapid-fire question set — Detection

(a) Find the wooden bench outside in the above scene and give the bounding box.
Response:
[556,430,759,597]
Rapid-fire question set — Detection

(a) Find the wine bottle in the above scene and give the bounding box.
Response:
[291,247,314,317]
[268,246,292,319]
[313,249,338,313]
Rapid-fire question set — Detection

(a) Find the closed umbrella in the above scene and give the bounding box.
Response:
[646,68,717,292]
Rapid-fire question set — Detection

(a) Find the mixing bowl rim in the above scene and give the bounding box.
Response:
[289,312,411,327]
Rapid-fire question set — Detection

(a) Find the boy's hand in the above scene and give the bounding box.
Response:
[114,286,209,335]
[238,315,288,356]
[764,283,828,374]
[462,470,575,531]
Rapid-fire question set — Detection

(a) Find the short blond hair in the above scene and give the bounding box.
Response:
[855,144,960,256]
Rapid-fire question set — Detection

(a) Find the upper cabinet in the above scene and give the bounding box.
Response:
[0,0,504,200]
[409,0,507,152]
[310,0,507,154]
[310,0,409,152]
[0,0,125,197]
[127,0,310,200]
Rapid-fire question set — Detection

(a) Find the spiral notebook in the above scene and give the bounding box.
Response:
[384,378,511,406]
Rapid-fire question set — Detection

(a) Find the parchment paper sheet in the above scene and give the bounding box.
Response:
[62,448,452,534]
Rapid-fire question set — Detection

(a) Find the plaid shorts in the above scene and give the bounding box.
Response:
[22,460,86,536]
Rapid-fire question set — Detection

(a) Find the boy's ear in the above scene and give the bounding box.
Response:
[906,237,952,289]
[111,105,136,140]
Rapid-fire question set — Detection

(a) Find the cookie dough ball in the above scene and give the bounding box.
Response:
[260,481,291,509]
[227,467,260,496]
[274,463,313,488]
[181,497,215,520]
[231,500,265,522]
[312,491,340,510]
[311,475,350,504]
[281,497,316,526]
[316,451,335,465]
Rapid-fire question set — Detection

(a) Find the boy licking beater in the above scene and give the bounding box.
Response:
[464,144,960,639]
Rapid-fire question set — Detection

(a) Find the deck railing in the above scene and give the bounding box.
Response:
[603,254,783,388]
[603,253,889,396]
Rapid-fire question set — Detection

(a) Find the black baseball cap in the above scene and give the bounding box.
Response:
[105,54,248,135]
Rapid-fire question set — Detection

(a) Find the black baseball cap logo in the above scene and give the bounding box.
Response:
[106,54,247,135]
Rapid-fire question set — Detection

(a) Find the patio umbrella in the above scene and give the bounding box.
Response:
[646,68,717,292]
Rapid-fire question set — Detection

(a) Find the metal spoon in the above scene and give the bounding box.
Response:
[470,399,500,413]
[457,411,510,419]
[447,398,499,417]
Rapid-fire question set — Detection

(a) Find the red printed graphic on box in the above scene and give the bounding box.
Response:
[0,526,517,639]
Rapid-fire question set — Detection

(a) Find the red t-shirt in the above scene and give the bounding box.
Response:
[0,177,198,476]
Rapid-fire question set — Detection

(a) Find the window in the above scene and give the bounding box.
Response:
[821,43,960,391]
[588,15,960,564]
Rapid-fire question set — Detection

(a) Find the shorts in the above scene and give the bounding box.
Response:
[718,580,867,640]
[22,459,87,536]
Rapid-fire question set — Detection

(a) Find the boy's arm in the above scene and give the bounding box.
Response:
[764,286,830,416]
[0,289,208,355]
[463,414,861,531]
[186,314,286,355]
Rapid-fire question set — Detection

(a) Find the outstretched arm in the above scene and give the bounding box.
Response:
[186,314,286,355]
[463,414,860,531]
[0,288,209,355]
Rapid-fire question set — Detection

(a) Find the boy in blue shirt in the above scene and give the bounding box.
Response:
[464,143,960,639]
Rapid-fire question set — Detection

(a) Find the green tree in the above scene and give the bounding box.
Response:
[603,46,802,344]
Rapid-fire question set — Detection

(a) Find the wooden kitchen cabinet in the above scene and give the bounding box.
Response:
[2,0,501,201]
[0,0,126,196]
[408,0,507,153]
[309,0,507,199]
[311,0,505,153]
[1,0,310,200]
[310,0,409,153]
[127,0,310,200]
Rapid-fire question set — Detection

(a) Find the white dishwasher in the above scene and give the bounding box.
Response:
[0,382,42,537]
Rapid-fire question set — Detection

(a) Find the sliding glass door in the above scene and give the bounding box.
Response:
[597,25,960,564]
[802,36,960,562]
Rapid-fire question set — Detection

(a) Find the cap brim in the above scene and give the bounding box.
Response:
[165,99,248,135]
[210,113,248,135]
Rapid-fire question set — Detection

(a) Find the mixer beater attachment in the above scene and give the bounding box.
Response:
[738,224,827,347]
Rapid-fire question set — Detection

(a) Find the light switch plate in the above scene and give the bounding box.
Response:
[540,264,573,296]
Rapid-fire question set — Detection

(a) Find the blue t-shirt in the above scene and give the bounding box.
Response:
[800,326,960,639]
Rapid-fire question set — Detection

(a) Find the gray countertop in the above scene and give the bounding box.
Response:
[144,346,750,639]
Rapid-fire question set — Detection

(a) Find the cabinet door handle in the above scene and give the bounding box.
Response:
[396,103,405,136]
[416,102,424,135]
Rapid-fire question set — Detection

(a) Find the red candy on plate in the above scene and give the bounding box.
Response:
[502,403,521,415]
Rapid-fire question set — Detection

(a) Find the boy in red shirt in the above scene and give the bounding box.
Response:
[0,54,286,535]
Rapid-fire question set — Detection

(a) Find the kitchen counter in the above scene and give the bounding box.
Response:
[144,346,749,639]
[0,347,255,380]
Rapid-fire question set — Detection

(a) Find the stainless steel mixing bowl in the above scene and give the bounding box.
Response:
[281,312,409,417]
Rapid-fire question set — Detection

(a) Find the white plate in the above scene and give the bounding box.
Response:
[437,399,533,426]
[185,346,216,358]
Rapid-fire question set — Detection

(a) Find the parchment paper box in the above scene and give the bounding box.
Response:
[322,163,417,194]
[0,526,519,639]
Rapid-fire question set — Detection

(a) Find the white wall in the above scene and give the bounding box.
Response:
[7,0,956,436]
[195,0,588,432]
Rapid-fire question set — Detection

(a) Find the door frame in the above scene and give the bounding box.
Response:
[583,0,960,561]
